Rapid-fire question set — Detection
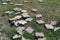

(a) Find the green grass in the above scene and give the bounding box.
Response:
[0,0,60,40]
[23,31,35,40]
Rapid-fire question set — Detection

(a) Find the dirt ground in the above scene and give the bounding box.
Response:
[0,15,11,40]
[0,32,11,40]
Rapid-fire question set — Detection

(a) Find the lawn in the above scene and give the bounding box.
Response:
[0,0,60,40]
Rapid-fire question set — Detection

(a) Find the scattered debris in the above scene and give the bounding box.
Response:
[14,3,23,6]
[14,15,22,20]
[25,27,34,33]
[4,11,14,14]
[1,0,59,40]
[24,0,29,3]
[9,15,22,20]
[16,20,27,25]
[21,10,27,13]
[35,32,45,38]
[36,20,45,24]
[25,18,33,22]
[16,27,25,35]
[54,27,60,31]
[35,14,43,18]
[2,2,7,5]
[13,34,21,39]
[22,13,30,18]
[38,0,44,2]
[45,24,54,29]
[2,0,12,2]
[31,8,38,12]
[22,36,26,40]
[13,7,22,12]
[50,20,58,25]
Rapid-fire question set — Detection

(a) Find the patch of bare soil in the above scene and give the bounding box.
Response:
[0,32,11,40]
[0,15,12,40]
[0,16,11,30]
